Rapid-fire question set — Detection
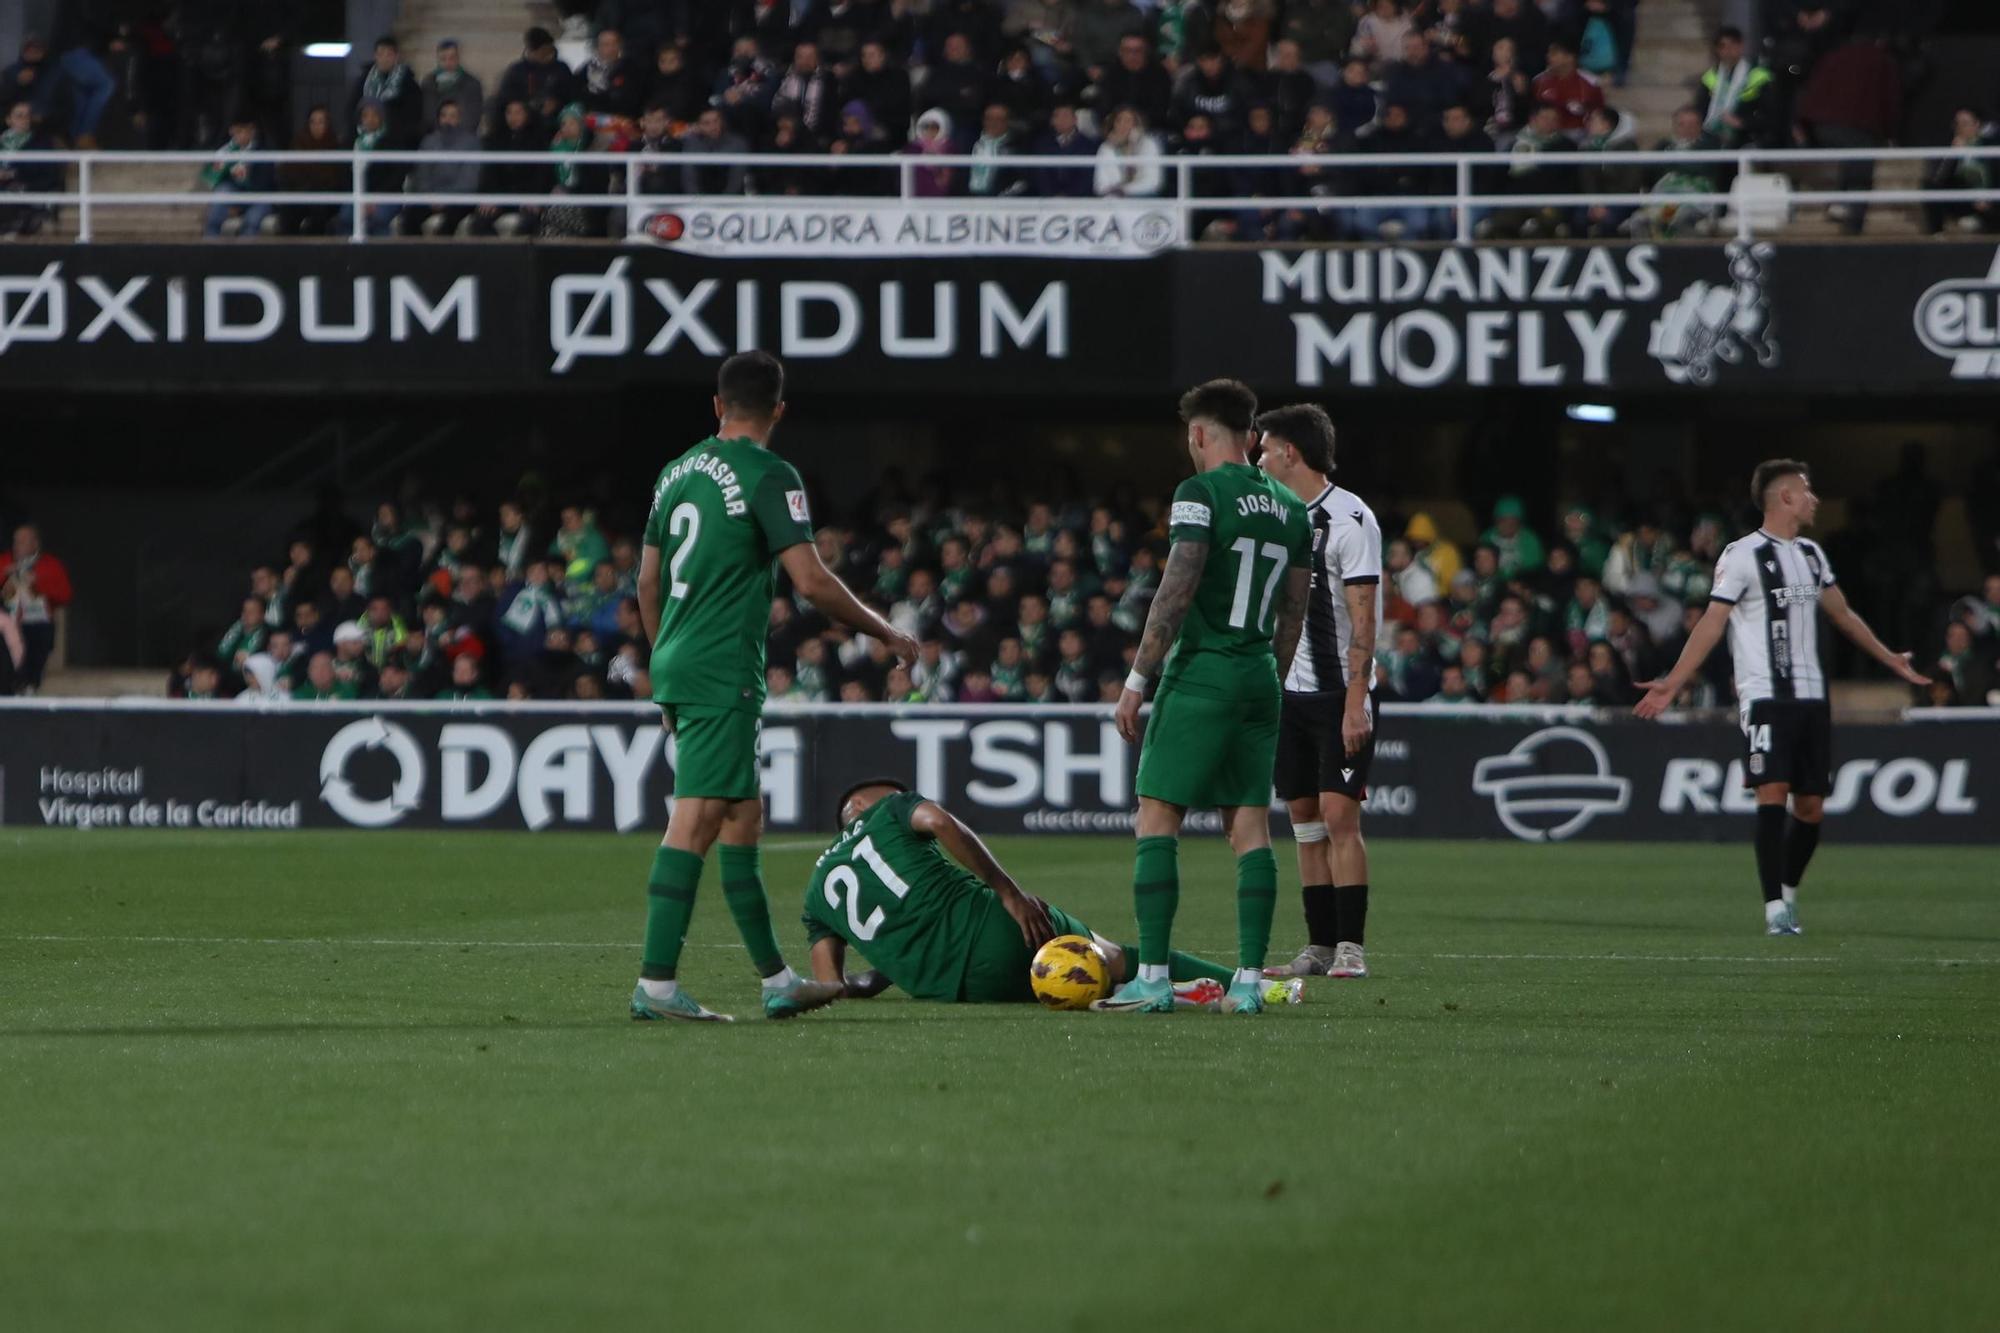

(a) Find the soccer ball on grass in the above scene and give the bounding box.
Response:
[1029,935,1111,1009]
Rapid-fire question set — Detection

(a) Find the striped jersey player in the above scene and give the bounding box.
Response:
[1636,460,1929,935]
[1251,404,1384,982]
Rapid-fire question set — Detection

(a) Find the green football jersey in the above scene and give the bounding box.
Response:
[1159,462,1313,699]
[802,792,995,1002]
[643,436,815,713]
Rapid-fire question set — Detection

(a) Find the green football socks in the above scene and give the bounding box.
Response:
[640,846,704,981]
[1170,950,1234,984]
[1133,835,1181,967]
[1236,847,1279,971]
[718,843,785,979]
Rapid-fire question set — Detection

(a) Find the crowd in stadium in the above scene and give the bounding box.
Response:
[145,460,2000,710]
[0,0,1978,241]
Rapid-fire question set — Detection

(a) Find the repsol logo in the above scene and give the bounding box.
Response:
[1660,757,1978,817]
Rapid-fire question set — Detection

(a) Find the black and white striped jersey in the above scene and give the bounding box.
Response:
[1284,484,1383,694]
[1710,530,1837,704]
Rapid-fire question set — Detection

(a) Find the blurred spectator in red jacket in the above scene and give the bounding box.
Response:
[0,524,73,693]
[1795,30,1902,236]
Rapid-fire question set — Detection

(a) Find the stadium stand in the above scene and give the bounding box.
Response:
[153,461,2000,710]
[0,0,1975,242]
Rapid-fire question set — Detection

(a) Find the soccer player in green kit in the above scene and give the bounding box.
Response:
[804,779,1281,1008]
[630,352,919,1023]
[1098,379,1314,1016]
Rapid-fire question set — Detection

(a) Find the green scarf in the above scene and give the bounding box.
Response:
[363,63,410,104]
[0,127,29,152]
[433,66,462,91]
[354,125,385,152]
[552,104,588,189]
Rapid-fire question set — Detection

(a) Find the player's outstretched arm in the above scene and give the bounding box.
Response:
[778,543,918,665]
[1114,540,1207,742]
[1634,600,1731,718]
[637,545,664,644]
[908,800,1054,949]
[1822,585,1933,687]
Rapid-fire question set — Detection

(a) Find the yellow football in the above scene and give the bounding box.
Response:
[1029,934,1111,1010]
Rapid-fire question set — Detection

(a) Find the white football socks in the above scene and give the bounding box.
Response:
[1233,967,1263,986]
[638,978,678,1001]
[1137,963,1169,984]
[1764,898,1789,925]
[1781,885,1798,906]
[761,965,799,991]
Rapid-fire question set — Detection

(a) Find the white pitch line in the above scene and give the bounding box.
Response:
[3,935,1998,966]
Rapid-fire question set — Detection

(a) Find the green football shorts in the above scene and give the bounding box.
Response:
[959,902,1094,1003]
[1134,681,1281,810]
[661,703,761,801]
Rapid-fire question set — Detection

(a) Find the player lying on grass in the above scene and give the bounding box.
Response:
[805,779,1293,1008]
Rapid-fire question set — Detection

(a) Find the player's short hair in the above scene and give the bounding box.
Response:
[1750,458,1809,507]
[834,777,910,827]
[1255,404,1336,474]
[1178,378,1258,435]
[717,350,785,417]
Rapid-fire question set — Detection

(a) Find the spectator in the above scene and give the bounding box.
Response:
[405,101,481,238]
[1354,1,1415,75]
[1696,26,1773,149]
[752,113,819,195]
[1032,101,1099,196]
[542,104,609,236]
[1796,30,1901,237]
[497,27,577,127]
[1171,46,1251,136]
[843,39,912,144]
[1388,537,1439,609]
[278,104,343,236]
[1356,101,1434,239]
[1093,105,1164,196]
[422,40,485,133]
[329,100,403,238]
[682,106,751,194]
[349,36,422,149]
[817,0,871,75]
[292,651,347,702]
[923,32,988,130]
[641,43,704,125]
[581,28,642,121]
[1073,0,1149,80]
[1263,39,1318,142]
[0,99,58,238]
[1384,30,1464,132]
[1532,39,1603,137]
[1578,103,1642,237]
[200,115,275,238]
[967,102,1029,196]
[216,596,268,679]
[929,1,1007,65]
[1331,57,1380,137]
[826,101,892,194]
[1468,0,1551,78]
[988,44,1053,129]
[904,109,958,196]
[1281,0,1359,86]
[1405,511,1463,587]
[1480,36,1533,145]
[1483,496,1546,578]
[1211,0,1273,75]
[2,37,53,127]
[242,25,292,154]
[1923,107,1998,236]
[1007,0,1081,81]
[474,99,552,237]
[1093,33,1171,130]
[1490,102,1578,237]
[1642,106,1722,237]
[775,41,839,141]
[714,35,779,137]
[1936,621,1995,706]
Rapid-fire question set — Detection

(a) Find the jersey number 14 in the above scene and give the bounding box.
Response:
[822,835,911,941]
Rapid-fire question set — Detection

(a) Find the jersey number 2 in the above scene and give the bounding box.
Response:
[822,836,912,942]
[1227,537,1289,632]
[667,503,700,599]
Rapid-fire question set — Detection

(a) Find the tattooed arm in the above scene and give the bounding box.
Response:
[1273,567,1313,683]
[1341,580,1378,758]
[1114,539,1207,742]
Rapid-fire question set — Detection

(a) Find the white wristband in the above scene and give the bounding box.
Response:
[1124,670,1150,694]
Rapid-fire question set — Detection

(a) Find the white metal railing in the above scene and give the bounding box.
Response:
[7,145,2000,245]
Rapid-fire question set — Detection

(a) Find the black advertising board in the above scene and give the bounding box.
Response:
[4,702,1991,844]
[6,240,2000,395]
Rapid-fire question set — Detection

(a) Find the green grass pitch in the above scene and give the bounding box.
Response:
[4,829,1998,1332]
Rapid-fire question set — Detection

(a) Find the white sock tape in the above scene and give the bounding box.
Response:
[1293,820,1329,844]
